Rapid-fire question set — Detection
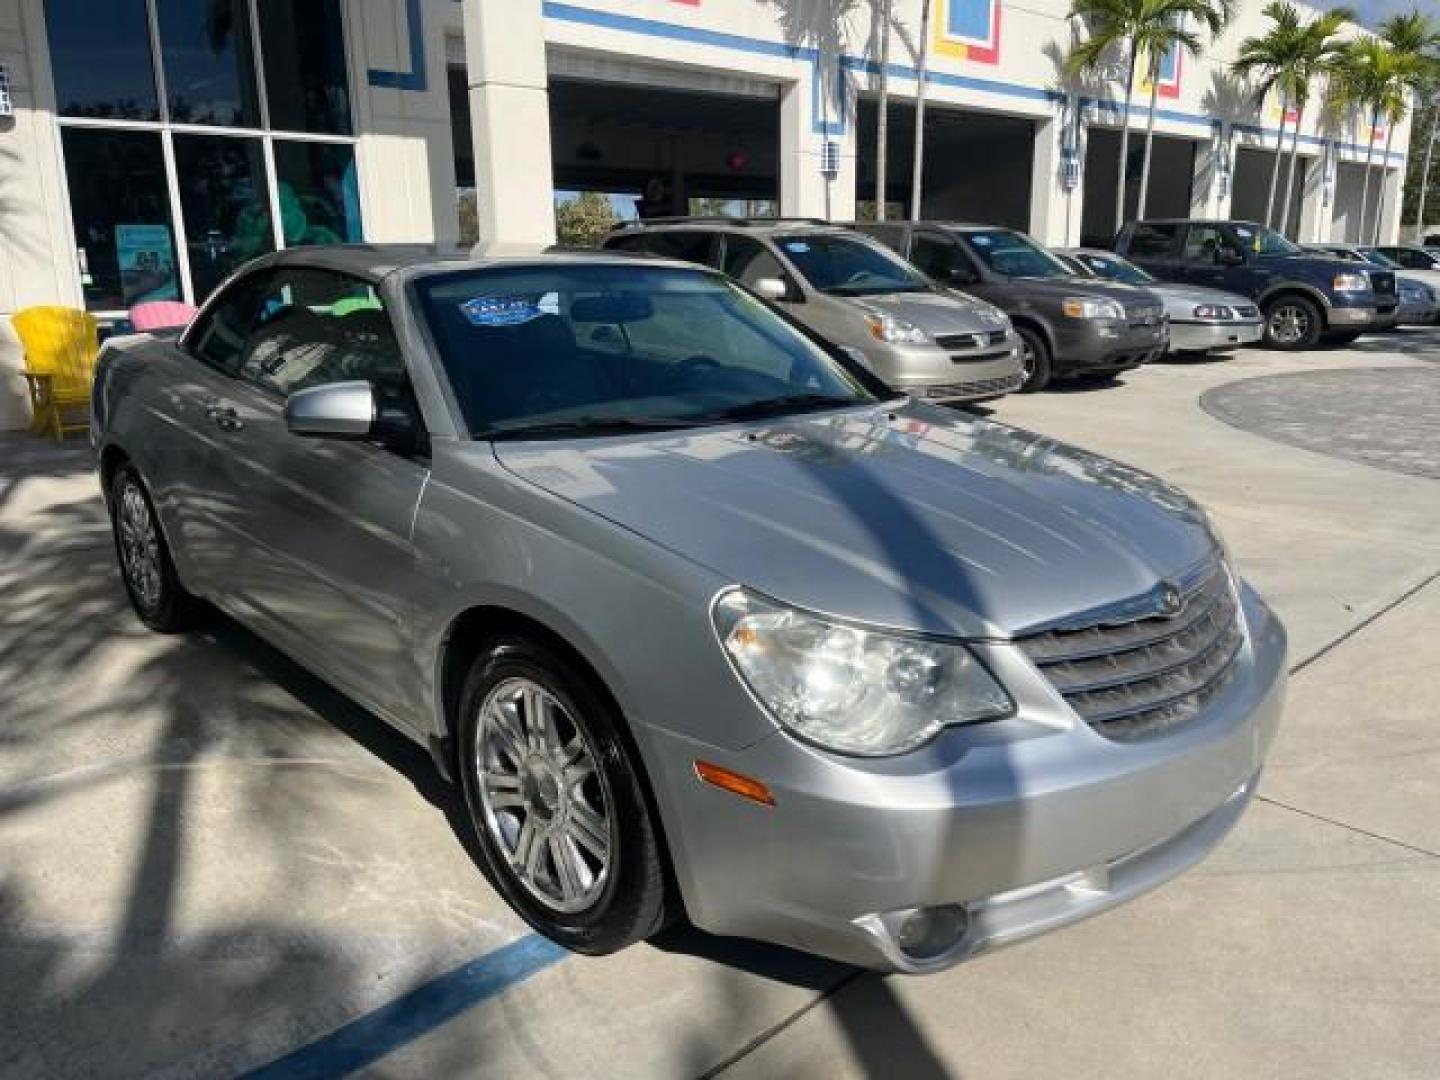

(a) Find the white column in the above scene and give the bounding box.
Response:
[1191,124,1233,220]
[1377,163,1407,244]
[779,74,856,221]
[463,0,555,252]
[1029,107,1081,246]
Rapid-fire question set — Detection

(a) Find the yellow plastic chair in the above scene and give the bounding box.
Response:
[11,306,100,441]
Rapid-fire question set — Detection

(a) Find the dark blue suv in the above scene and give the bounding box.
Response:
[1115,219,1397,350]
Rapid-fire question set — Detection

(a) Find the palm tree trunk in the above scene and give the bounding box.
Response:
[1416,110,1438,242]
[1264,91,1288,228]
[1115,49,1138,234]
[1280,100,1304,237]
[1371,123,1396,245]
[875,0,891,221]
[1136,57,1161,220]
[1357,110,1377,244]
[909,0,933,221]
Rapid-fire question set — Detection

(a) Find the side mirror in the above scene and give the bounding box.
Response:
[753,277,791,302]
[948,266,980,286]
[286,381,375,438]
[286,380,423,455]
[1215,248,1246,266]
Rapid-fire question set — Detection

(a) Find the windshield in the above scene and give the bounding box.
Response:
[1073,251,1155,286]
[774,233,932,295]
[415,264,882,438]
[1231,223,1302,256]
[958,229,1073,279]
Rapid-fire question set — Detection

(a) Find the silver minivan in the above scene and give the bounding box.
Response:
[603,219,1024,403]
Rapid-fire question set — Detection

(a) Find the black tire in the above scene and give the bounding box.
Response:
[1324,329,1364,345]
[1262,295,1323,350]
[109,463,201,633]
[456,636,669,955]
[1015,326,1052,392]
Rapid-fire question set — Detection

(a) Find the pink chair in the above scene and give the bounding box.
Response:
[129,300,198,332]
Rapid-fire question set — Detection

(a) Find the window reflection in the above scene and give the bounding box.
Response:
[60,128,179,310]
[156,0,260,127]
[258,0,353,135]
[45,0,159,120]
[173,134,274,300]
[273,141,363,246]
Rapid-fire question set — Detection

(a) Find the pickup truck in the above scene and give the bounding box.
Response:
[1114,219,1398,349]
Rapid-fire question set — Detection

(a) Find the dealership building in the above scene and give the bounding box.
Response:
[0,0,1414,430]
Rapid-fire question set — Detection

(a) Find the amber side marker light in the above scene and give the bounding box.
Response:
[694,761,776,807]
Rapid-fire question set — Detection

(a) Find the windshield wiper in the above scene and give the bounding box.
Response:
[699,393,861,422]
[485,415,706,441]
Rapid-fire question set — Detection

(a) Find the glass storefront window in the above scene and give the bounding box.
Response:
[273,141,363,246]
[257,0,353,135]
[156,0,260,127]
[173,134,273,300]
[60,128,179,310]
[45,0,159,120]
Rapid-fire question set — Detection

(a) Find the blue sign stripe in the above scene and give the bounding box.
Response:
[241,934,568,1079]
[368,0,428,91]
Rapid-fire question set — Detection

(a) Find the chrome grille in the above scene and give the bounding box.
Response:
[934,330,1010,350]
[1018,564,1244,742]
[1369,270,1396,296]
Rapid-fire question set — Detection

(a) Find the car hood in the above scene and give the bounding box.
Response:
[852,289,1009,334]
[493,402,1217,639]
[996,275,1161,309]
[1147,282,1257,313]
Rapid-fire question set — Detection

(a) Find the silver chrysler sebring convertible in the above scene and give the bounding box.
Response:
[92,246,1287,973]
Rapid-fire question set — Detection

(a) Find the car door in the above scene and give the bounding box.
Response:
[206,265,432,725]
[163,266,280,594]
[1177,224,1252,291]
[909,229,991,299]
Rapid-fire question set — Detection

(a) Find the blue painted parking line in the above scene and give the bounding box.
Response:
[241,934,569,1079]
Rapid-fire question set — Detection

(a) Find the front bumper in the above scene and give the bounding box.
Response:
[646,584,1287,973]
[1328,302,1395,329]
[874,339,1025,403]
[1168,319,1263,353]
[1051,319,1168,375]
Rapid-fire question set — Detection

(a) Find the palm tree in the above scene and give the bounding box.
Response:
[875,0,892,220]
[1333,38,1410,243]
[1374,11,1440,241]
[1414,84,1439,241]
[1067,0,1235,233]
[1276,7,1354,236]
[1231,3,1307,229]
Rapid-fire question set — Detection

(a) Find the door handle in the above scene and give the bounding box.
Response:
[205,403,244,432]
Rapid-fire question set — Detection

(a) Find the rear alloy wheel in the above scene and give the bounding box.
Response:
[1262,296,1323,350]
[109,464,200,633]
[1015,326,1052,392]
[458,637,670,954]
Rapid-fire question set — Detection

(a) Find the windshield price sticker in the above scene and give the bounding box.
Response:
[971,235,993,246]
[460,296,544,327]
[783,241,811,253]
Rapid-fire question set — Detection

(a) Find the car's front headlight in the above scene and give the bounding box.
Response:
[1061,297,1124,320]
[1333,272,1370,292]
[864,313,928,345]
[713,589,1013,756]
[1193,304,1233,320]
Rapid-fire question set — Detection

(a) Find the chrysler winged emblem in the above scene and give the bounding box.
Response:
[1158,582,1184,617]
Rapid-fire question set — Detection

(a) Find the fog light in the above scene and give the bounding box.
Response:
[896,904,969,960]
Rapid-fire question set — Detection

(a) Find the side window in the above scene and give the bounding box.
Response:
[642,230,718,267]
[604,233,646,253]
[909,232,964,280]
[722,235,788,288]
[186,270,275,375]
[1394,249,1426,269]
[1182,225,1240,262]
[1127,222,1179,259]
[236,268,408,398]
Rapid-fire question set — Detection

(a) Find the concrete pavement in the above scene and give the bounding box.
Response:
[1,328,1437,1078]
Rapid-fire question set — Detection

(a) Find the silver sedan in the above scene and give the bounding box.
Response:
[93,246,1286,972]
[1058,248,1263,356]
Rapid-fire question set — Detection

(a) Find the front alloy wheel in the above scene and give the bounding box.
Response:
[457,637,670,954]
[1263,296,1322,350]
[474,677,613,913]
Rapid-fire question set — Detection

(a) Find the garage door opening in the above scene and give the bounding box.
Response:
[548,77,779,232]
[1081,130,1196,247]
[1231,146,1305,235]
[856,99,1034,229]
[1331,160,1386,243]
